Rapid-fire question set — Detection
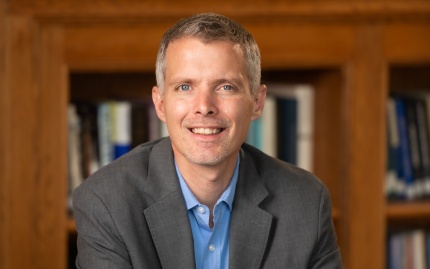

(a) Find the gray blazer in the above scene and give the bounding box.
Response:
[73,137,342,268]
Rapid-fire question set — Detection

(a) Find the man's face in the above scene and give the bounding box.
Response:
[153,37,266,167]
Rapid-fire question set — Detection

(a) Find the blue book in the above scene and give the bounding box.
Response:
[246,117,263,150]
[277,97,298,165]
[395,97,415,200]
[386,98,401,199]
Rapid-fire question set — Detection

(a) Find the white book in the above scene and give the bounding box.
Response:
[261,95,277,157]
[160,122,169,138]
[113,101,132,145]
[97,102,113,167]
[111,101,132,159]
[411,229,427,269]
[269,84,315,172]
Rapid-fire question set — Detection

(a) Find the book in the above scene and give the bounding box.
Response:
[387,93,430,200]
[413,98,430,198]
[261,95,277,157]
[387,230,428,269]
[276,95,297,165]
[111,101,132,159]
[404,98,423,199]
[387,232,404,269]
[386,97,402,199]
[76,102,100,178]
[98,102,113,167]
[131,102,150,148]
[411,229,426,269]
[420,93,430,196]
[270,84,315,172]
[394,97,415,200]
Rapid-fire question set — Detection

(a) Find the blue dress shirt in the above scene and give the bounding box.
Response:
[176,156,240,269]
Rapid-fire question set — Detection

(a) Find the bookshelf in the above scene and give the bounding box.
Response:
[384,26,430,266]
[1,1,430,269]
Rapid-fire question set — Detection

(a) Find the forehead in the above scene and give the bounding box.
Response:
[162,37,251,93]
[166,36,243,58]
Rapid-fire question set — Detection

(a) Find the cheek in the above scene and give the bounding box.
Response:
[163,100,188,122]
[226,102,254,126]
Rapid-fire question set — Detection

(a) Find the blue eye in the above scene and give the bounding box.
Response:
[221,85,232,91]
[180,85,190,91]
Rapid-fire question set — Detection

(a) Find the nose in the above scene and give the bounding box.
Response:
[193,89,218,116]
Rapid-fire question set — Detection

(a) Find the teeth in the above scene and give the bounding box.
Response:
[192,128,221,135]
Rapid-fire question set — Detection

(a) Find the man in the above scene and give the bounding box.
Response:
[73,13,343,268]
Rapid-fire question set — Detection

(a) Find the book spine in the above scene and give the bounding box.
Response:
[277,96,298,165]
[112,101,132,159]
[261,95,277,158]
[404,99,422,199]
[295,84,314,172]
[414,99,430,198]
[395,98,414,200]
[97,102,113,167]
[386,97,402,199]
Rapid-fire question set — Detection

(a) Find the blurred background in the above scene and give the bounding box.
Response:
[1,0,430,268]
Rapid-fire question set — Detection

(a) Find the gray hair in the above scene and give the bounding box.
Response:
[155,13,261,96]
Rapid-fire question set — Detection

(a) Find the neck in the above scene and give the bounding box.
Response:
[176,156,238,211]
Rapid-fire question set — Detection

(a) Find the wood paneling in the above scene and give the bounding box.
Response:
[64,24,169,71]
[1,17,67,269]
[64,21,356,71]
[6,0,430,21]
[343,25,387,269]
[249,23,354,68]
[38,23,68,269]
[384,23,430,64]
[0,1,8,268]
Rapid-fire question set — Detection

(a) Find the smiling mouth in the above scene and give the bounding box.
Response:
[191,128,223,135]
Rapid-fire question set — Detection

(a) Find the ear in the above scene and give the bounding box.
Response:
[251,84,267,120]
[152,86,166,123]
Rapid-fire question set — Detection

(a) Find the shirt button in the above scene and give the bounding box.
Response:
[208,244,216,252]
[197,206,206,214]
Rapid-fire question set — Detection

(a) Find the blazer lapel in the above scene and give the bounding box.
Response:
[229,149,273,269]
[143,138,196,269]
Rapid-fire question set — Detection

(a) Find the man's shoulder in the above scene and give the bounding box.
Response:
[73,137,171,201]
[241,143,324,192]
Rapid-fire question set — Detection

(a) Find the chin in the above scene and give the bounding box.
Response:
[185,152,226,167]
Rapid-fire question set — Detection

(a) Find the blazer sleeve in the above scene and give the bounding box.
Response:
[308,185,343,269]
[73,184,133,269]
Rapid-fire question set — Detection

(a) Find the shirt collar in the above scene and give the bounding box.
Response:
[176,155,240,211]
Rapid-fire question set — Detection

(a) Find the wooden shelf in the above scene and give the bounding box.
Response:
[386,201,430,220]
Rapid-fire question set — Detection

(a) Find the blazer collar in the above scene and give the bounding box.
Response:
[143,138,196,269]
[229,148,272,268]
